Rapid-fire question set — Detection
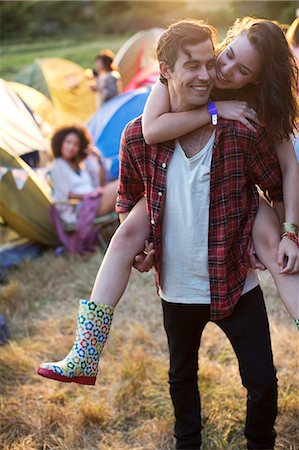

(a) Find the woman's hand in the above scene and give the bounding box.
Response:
[278,236,299,274]
[90,186,104,199]
[216,101,262,132]
[85,145,101,158]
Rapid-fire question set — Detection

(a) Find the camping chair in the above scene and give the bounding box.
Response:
[52,198,119,251]
[45,162,119,252]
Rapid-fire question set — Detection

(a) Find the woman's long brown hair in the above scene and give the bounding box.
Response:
[218,17,299,143]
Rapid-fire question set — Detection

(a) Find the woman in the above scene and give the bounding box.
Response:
[49,125,118,251]
[38,17,299,386]
[142,16,299,320]
[93,49,122,107]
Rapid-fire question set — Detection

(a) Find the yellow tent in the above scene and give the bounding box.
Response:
[15,58,97,123]
[0,147,58,246]
[9,81,57,131]
[0,78,49,156]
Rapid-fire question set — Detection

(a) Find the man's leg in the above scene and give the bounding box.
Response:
[162,300,210,450]
[216,286,277,450]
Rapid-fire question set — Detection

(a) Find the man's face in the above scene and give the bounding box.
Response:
[167,39,216,110]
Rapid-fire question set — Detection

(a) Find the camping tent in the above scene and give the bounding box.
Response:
[9,81,57,131]
[0,78,55,255]
[114,28,164,91]
[87,87,151,180]
[124,61,159,92]
[15,58,96,123]
[0,78,48,156]
[0,146,58,246]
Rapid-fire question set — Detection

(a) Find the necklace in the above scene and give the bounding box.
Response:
[179,125,213,158]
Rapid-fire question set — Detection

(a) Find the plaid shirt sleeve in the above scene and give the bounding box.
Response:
[116,121,145,214]
[246,126,283,202]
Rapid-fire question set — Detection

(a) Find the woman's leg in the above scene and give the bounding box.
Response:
[37,197,150,384]
[90,196,150,306]
[252,197,299,320]
[97,180,118,216]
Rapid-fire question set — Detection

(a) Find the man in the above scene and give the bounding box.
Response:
[116,19,282,450]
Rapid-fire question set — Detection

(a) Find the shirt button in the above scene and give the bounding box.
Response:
[158,191,163,196]
[151,219,155,225]
[162,162,167,168]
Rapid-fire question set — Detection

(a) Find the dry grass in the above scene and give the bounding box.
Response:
[0,249,298,450]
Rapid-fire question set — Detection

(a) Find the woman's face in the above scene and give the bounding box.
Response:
[61,133,80,161]
[216,32,263,89]
[96,58,105,73]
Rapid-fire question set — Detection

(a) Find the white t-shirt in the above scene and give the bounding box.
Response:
[50,158,95,201]
[160,133,258,304]
[49,158,98,228]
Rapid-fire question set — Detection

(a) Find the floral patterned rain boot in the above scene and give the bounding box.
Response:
[37,299,114,385]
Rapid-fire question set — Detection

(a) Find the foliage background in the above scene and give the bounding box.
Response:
[1,0,298,41]
[1,0,298,81]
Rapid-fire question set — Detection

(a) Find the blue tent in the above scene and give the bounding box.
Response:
[87,87,151,180]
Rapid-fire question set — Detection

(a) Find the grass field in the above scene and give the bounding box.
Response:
[0,30,298,450]
[0,249,298,450]
[0,34,129,81]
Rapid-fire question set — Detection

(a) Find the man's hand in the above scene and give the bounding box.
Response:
[133,240,155,273]
[247,240,266,270]
[278,236,299,274]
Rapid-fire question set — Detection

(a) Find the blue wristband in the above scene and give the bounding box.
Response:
[207,101,218,126]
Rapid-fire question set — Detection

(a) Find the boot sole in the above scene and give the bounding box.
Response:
[37,367,96,385]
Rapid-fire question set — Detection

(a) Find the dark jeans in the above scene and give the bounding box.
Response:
[162,286,277,450]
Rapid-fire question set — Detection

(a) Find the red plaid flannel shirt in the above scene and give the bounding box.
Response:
[116,116,283,320]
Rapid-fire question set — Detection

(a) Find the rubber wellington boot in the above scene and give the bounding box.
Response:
[37,299,114,385]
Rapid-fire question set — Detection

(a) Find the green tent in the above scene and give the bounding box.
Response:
[15,60,50,98]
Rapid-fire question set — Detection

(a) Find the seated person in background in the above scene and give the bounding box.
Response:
[91,49,122,107]
[49,124,118,250]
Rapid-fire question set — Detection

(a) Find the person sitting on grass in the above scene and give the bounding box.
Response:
[48,124,118,252]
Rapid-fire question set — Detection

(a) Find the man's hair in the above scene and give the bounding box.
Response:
[156,19,218,71]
